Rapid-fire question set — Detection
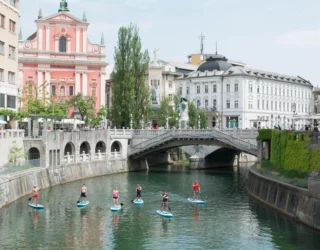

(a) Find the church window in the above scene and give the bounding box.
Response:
[52,85,56,96]
[60,86,65,96]
[59,36,67,52]
[69,86,73,96]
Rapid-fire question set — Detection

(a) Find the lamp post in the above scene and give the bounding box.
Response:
[291,103,296,130]
[141,115,144,129]
[130,113,133,130]
[198,115,200,129]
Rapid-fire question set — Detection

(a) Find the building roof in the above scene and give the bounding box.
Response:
[169,62,198,71]
[197,54,232,72]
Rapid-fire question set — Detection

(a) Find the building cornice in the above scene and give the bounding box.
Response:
[18,49,105,58]
[18,57,107,67]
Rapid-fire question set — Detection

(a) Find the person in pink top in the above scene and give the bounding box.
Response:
[113,187,119,205]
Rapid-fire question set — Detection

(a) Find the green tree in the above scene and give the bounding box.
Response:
[198,109,208,129]
[90,106,108,126]
[111,24,151,128]
[188,102,197,128]
[8,140,25,164]
[69,93,95,123]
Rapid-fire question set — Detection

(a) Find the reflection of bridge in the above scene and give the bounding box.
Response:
[129,129,258,159]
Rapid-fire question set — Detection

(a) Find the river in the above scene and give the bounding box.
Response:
[0,163,320,250]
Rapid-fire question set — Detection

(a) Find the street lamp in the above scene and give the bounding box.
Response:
[198,115,200,129]
[130,113,133,130]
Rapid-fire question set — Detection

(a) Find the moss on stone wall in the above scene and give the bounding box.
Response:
[256,129,272,141]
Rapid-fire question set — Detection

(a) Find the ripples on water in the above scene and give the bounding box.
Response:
[0,163,320,250]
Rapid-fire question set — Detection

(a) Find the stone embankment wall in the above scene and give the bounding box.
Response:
[0,159,130,209]
[247,167,320,231]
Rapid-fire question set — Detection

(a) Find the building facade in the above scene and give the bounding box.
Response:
[0,0,19,127]
[176,54,313,130]
[18,1,107,116]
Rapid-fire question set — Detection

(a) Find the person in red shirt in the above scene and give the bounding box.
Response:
[193,180,201,200]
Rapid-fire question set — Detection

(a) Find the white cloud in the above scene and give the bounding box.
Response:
[275,29,320,48]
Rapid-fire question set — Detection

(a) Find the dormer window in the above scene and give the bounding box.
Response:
[59,36,66,52]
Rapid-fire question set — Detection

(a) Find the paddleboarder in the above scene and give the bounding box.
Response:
[113,187,119,205]
[136,184,142,200]
[160,191,169,211]
[193,180,201,200]
[31,185,41,205]
[80,184,87,202]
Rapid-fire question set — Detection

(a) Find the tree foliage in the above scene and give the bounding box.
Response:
[198,109,208,129]
[69,93,95,123]
[111,24,151,128]
[8,140,25,163]
[90,106,108,127]
[188,102,197,128]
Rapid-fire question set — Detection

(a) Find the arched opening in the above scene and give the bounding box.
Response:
[111,141,121,153]
[60,86,65,96]
[28,147,40,167]
[95,141,106,153]
[197,100,201,109]
[80,141,91,154]
[59,36,66,52]
[64,142,75,156]
[205,99,208,109]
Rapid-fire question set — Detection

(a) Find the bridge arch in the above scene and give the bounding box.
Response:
[205,148,239,167]
[80,141,91,154]
[95,141,106,153]
[64,142,75,156]
[111,140,122,153]
[28,147,40,167]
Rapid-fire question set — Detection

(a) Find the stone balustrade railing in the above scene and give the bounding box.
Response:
[0,130,25,139]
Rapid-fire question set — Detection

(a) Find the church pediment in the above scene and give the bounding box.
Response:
[37,12,87,25]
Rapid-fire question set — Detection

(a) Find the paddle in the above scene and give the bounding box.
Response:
[131,197,136,203]
[28,197,32,202]
[77,195,81,204]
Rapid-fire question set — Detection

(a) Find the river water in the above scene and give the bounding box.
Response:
[1,164,320,250]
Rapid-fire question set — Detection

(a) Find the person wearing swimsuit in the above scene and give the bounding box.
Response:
[80,184,87,202]
[136,184,142,200]
[32,185,41,205]
[113,187,119,205]
[160,191,169,211]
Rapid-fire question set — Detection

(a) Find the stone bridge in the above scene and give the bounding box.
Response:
[128,129,258,159]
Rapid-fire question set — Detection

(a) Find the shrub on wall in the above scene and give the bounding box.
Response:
[284,140,310,173]
[311,145,320,172]
[256,129,272,141]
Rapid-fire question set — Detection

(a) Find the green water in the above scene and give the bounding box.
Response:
[0,164,320,250]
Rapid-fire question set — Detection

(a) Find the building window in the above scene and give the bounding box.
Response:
[197,85,200,94]
[287,103,289,112]
[235,100,239,108]
[8,71,15,84]
[7,95,16,108]
[283,102,285,111]
[257,100,260,109]
[275,101,277,111]
[52,85,56,96]
[249,84,253,93]
[227,84,230,92]
[69,86,73,96]
[10,0,16,7]
[266,87,269,94]
[205,85,208,93]
[279,88,281,96]
[271,101,273,110]
[0,14,4,28]
[8,45,15,59]
[266,101,269,110]
[205,99,208,109]
[275,88,277,95]
[213,84,216,93]
[0,68,3,81]
[169,81,172,88]
[59,36,67,52]
[213,99,217,109]
[0,93,4,107]
[186,86,190,95]
[197,100,200,109]
[9,20,15,33]
[262,86,264,94]
[287,89,289,96]
[279,102,281,111]
[262,100,264,110]
[179,87,182,95]
[291,90,293,97]
[248,101,253,109]
[0,41,4,54]
[235,83,238,92]
[60,86,65,96]
[226,99,230,108]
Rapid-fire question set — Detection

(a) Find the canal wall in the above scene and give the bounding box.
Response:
[247,167,320,231]
[0,159,129,209]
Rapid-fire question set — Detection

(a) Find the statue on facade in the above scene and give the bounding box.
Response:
[151,80,160,104]
[153,48,159,62]
[58,0,70,12]
[178,97,189,128]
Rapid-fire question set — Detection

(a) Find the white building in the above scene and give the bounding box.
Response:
[0,0,19,127]
[176,53,313,130]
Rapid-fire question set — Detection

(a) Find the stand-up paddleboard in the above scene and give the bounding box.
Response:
[77,201,89,208]
[157,210,173,218]
[110,204,122,211]
[187,198,206,204]
[133,199,144,205]
[28,203,44,209]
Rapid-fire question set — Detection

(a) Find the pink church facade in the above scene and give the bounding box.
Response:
[18,4,107,116]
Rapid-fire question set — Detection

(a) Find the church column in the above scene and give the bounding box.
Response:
[45,71,51,98]
[45,25,50,50]
[82,72,88,96]
[76,28,80,53]
[100,72,106,108]
[75,71,81,93]
[54,35,59,52]
[38,26,43,50]
[67,36,71,52]
[82,28,87,53]
[37,70,43,89]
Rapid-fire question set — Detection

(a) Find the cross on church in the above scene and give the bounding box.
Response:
[198,32,205,54]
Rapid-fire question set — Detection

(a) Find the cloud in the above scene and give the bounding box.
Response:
[275,29,320,48]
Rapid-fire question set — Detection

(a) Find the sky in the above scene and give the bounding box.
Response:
[19,0,320,86]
